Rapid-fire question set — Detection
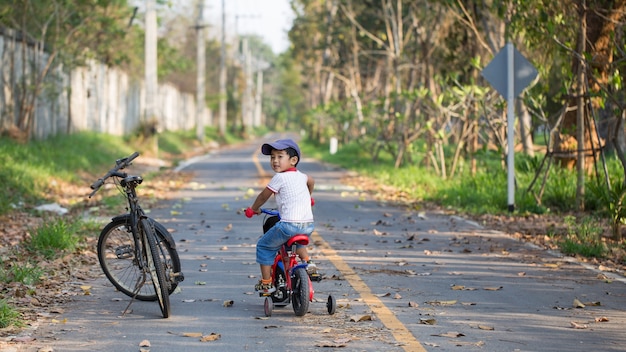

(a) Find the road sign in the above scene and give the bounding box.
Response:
[481,43,538,212]
[482,44,538,98]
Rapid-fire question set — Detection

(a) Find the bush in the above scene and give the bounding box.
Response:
[0,300,22,328]
[26,218,79,259]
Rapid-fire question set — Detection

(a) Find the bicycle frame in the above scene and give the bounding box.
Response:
[272,235,314,302]
[121,175,150,285]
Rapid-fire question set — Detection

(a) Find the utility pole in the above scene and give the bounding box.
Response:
[218,0,227,137]
[196,0,206,142]
[145,0,157,125]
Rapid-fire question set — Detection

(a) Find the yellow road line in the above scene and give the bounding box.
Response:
[312,231,427,352]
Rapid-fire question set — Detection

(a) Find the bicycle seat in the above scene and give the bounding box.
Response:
[120,175,143,187]
[286,234,309,247]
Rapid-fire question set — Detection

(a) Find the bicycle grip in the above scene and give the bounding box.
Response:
[244,207,256,218]
[90,178,105,190]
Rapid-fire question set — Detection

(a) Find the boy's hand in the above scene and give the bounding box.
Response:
[244,207,257,218]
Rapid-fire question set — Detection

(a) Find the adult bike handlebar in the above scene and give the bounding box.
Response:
[89,152,140,198]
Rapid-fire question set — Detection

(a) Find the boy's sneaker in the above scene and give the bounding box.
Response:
[255,280,276,294]
[306,260,317,274]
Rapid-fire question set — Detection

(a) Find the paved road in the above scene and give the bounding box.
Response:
[15,136,626,351]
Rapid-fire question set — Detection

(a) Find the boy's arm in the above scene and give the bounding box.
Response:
[250,187,274,213]
[307,175,315,194]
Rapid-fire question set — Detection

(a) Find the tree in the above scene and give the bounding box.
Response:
[0,0,137,140]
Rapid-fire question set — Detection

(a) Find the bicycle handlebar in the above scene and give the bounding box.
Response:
[89,152,140,198]
[261,208,279,216]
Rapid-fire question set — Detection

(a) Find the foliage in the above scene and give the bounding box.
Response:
[0,132,132,215]
[0,300,22,329]
[0,261,43,286]
[559,215,607,258]
[26,218,80,259]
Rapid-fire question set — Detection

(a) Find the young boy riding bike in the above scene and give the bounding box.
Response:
[245,138,316,294]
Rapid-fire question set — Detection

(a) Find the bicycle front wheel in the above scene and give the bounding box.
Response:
[97,217,181,301]
[141,218,171,318]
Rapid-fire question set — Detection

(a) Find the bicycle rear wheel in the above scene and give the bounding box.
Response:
[97,217,181,301]
[291,267,310,316]
[141,218,170,318]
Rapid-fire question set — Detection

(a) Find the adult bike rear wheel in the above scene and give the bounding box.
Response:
[98,217,181,301]
[291,267,310,316]
[141,218,170,318]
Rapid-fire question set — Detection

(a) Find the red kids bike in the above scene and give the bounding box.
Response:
[249,208,336,317]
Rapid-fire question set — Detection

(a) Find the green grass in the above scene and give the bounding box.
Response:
[0,299,22,328]
[26,218,81,259]
[0,261,43,286]
[302,138,624,216]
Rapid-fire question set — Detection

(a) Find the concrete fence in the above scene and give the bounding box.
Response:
[0,30,209,140]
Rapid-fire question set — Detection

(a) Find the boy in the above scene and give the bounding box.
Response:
[245,138,315,294]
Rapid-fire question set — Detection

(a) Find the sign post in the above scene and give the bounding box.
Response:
[481,42,538,212]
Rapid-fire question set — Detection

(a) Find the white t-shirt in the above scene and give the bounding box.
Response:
[266,169,313,223]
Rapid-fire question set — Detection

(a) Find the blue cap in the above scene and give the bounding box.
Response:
[261,139,301,160]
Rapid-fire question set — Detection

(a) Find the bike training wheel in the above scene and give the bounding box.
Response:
[327,294,337,315]
[291,267,310,316]
[272,266,289,306]
[264,297,273,317]
[97,217,181,301]
[141,218,171,318]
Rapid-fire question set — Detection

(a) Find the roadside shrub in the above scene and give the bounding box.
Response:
[26,218,79,259]
[0,262,43,286]
[0,299,22,328]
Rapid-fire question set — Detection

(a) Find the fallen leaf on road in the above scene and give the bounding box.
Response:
[570,321,588,329]
[573,299,585,308]
[426,300,457,306]
[433,332,465,338]
[584,301,601,306]
[595,316,609,322]
[393,293,402,299]
[483,286,503,291]
[408,301,419,307]
[80,285,91,295]
[350,315,373,322]
[420,318,436,325]
[139,339,151,347]
[182,332,203,337]
[200,333,221,342]
[478,325,494,330]
[315,339,349,347]
[223,300,234,307]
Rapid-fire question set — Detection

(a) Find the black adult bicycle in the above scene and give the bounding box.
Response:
[89,152,184,318]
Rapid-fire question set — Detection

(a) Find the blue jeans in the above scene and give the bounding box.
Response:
[256,221,314,265]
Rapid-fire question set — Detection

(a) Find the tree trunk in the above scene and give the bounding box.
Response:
[554,1,626,172]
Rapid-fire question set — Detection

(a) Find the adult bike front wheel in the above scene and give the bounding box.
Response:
[291,267,310,316]
[97,217,181,301]
[141,218,170,318]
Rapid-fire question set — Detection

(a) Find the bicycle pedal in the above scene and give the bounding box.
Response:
[309,273,322,282]
[172,272,185,283]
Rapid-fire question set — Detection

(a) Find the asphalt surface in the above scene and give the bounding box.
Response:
[13,135,626,352]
